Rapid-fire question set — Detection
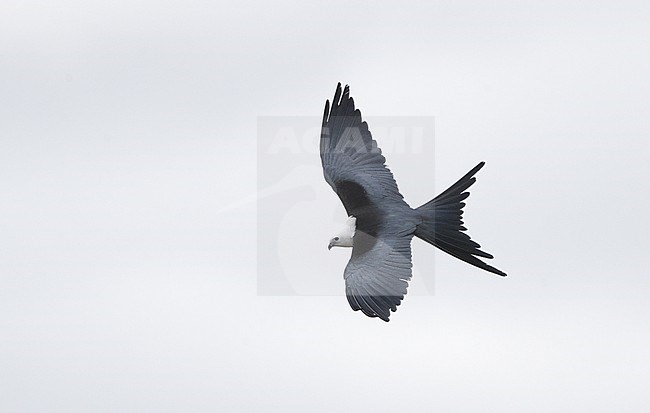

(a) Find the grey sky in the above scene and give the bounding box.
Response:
[1,0,649,411]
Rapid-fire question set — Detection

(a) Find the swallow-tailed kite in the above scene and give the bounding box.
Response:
[321,83,506,322]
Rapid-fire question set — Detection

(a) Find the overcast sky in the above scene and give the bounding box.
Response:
[1,1,649,411]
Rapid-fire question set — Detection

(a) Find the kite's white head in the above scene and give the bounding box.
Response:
[328,216,356,250]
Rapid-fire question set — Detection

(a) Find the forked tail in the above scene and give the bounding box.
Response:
[414,161,506,276]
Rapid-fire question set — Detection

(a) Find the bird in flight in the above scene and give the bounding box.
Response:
[321,83,506,322]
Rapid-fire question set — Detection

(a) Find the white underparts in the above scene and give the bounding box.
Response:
[345,215,357,238]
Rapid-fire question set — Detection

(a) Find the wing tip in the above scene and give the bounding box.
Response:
[322,99,331,126]
[333,83,343,106]
[333,82,351,102]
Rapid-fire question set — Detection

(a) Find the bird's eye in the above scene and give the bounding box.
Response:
[334,237,339,241]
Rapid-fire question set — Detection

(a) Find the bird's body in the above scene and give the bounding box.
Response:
[321,83,506,322]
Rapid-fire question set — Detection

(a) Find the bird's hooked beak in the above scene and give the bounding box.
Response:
[328,241,334,250]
